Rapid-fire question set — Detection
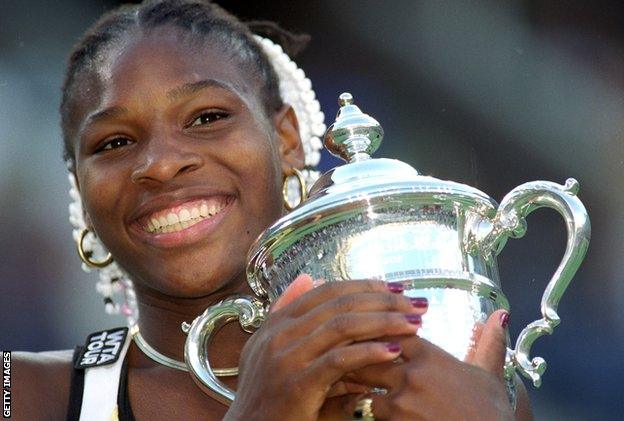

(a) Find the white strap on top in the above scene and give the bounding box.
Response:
[79,333,131,421]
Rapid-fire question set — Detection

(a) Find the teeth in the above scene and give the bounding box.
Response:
[179,208,191,222]
[145,200,228,234]
[167,213,179,224]
[200,204,208,217]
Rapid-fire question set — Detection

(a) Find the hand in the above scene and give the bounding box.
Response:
[332,309,514,420]
[224,276,428,421]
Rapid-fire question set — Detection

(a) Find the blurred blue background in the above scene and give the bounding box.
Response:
[1,1,622,418]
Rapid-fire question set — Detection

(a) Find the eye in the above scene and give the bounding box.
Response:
[96,136,133,153]
[188,110,229,128]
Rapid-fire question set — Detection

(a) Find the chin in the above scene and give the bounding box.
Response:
[132,256,248,299]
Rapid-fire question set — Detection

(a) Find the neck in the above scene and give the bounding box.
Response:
[129,276,254,370]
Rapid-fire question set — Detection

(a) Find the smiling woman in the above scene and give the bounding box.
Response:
[12,1,531,420]
[73,31,293,300]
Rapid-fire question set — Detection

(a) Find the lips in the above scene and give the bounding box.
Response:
[141,197,229,234]
[129,192,235,248]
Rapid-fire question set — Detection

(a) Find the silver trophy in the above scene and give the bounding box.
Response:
[183,93,591,405]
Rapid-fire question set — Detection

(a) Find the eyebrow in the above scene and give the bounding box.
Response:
[166,79,236,101]
[85,105,129,126]
[82,79,237,130]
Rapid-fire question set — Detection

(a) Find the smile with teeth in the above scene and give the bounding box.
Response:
[142,198,228,234]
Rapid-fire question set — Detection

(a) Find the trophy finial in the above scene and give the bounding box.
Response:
[338,92,353,106]
[324,93,384,163]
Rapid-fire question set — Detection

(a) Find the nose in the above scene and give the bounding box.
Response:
[131,135,203,186]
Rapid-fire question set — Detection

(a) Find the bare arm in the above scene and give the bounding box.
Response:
[12,350,73,420]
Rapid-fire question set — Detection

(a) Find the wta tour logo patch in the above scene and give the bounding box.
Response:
[75,328,128,369]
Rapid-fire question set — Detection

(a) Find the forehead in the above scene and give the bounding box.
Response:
[105,28,251,94]
[72,27,258,128]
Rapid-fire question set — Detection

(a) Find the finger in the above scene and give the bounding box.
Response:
[345,361,403,389]
[464,322,485,364]
[392,332,427,360]
[302,341,403,394]
[270,273,314,313]
[293,312,422,357]
[347,333,461,389]
[290,292,427,338]
[284,279,407,317]
[472,309,509,377]
[326,381,371,398]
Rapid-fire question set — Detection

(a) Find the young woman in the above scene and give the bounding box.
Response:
[14,1,531,419]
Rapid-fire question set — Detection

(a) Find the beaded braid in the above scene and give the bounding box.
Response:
[253,35,325,203]
[67,35,325,325]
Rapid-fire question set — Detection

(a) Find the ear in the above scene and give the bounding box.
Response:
[273,105,305,173]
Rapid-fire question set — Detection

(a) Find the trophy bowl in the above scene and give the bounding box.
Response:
[183,93,590,405]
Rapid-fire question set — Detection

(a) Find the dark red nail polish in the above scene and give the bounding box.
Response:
[405,314,422,325]
[385,342,401,353]
[387,282,404,293]
[409,297,428,308]
[500,312,510,328]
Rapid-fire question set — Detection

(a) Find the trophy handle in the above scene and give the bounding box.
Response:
[475,178,590,387]
[182,295,267,405]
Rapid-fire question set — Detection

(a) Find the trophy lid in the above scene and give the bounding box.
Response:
[307,93,494,203]
[247,93,497,297]
[323,92,383,163]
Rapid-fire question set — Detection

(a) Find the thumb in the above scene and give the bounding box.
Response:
[270,273,314,313]
[472,309,509,378]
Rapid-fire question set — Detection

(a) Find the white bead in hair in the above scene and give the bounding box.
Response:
[68,172,138,322]
[67,36,325,325]
[253,35,325,189]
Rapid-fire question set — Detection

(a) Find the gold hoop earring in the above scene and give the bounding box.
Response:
[282,168,307,211]
[77,228,113,268]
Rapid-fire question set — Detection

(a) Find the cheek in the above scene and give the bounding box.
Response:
[77,163,128,239]
[233,139,284,226]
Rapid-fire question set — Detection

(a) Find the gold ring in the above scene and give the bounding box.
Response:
[352,398,374,420]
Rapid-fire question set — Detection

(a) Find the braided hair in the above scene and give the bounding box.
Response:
[60,0,309,169]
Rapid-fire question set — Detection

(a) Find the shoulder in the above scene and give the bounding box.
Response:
[12,349,75,420]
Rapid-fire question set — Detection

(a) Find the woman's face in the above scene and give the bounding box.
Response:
[71,28,302,297]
